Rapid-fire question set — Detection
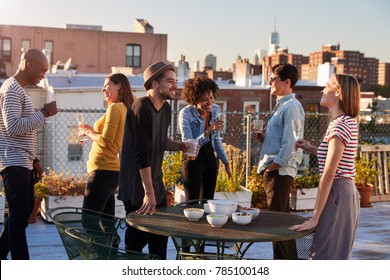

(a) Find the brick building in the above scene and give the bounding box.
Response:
[0,22,168,77]
[301,44,379,90]
[378,62,390,86]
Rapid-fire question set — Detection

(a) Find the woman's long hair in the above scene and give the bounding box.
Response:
[107,73,134,109]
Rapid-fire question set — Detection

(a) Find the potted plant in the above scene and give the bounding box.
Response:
[35,168,87,222]
[28,181,50,223]
[214,144,252,207]
[355,156,378,207]
[290,169,320,211]
[162,151,183,206]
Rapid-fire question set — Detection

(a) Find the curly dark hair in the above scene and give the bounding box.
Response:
[181,76,219,105]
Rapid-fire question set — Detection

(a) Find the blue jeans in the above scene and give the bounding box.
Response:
[0,166,34,260]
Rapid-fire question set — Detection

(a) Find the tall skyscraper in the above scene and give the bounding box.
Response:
[203,54,217,71]
[268,19,280,56]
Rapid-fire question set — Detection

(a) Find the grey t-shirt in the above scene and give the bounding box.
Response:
[118,96,171,207]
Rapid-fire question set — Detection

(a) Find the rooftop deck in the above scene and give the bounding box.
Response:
[1,201,388,260]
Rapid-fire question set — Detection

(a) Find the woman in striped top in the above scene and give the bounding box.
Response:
[289,74,361,259]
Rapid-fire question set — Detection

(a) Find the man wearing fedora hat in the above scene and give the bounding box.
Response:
[118,61,186,259]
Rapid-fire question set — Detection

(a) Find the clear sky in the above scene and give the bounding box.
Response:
[1,0,389,70]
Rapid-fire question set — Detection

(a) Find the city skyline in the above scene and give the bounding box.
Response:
[1,0,389,70]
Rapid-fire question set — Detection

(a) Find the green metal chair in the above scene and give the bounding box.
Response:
[47,207,126,260]
[65,228,160,260]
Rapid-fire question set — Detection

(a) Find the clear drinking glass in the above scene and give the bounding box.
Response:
[215,112,226,140]
[186,139,199,160]
[76,113,89,143]
[252,119,264,135]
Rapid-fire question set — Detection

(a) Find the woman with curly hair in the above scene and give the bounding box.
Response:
[179,76,232,203]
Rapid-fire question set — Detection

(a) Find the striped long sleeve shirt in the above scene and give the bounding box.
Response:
[0,77,45,171]
[317,115,358,179]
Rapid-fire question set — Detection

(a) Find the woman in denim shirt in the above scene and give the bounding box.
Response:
[179,77,232,203]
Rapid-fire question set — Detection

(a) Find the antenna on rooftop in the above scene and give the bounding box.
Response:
[64,58,72,83]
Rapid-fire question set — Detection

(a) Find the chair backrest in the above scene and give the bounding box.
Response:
[65,228,160,260]
[295,232,314,260]
[47,207,125,260]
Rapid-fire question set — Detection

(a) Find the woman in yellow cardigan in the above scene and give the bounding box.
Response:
[78,73,134,216]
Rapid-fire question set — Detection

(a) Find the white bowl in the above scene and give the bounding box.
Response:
[203,203,211,214]
[232,212,252,225]
[183,208,204,221]
[208,200,238,218]
[238,207,260,219]
[206,214,228,227]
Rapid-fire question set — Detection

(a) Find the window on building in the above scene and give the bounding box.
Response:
[126,44,141,67]
[0,37,12,62]
[21,40,30,51]
[44,40,53,65]
[243,101,260,133]
[68,126,82,161]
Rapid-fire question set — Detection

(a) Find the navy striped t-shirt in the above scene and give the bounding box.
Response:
[0,77,45,171]
[317,115,358,179]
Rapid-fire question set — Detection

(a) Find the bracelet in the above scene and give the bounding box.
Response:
[41,108,50,117]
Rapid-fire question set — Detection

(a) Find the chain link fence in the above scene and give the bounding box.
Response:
[37,109,390,187]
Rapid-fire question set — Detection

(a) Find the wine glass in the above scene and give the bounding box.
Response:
[215,112,226,140]
[292,119,303,156]
[76,113,89,143]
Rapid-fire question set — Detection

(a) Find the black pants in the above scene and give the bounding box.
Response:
[263,169,297,259]
[123,201,168,260]
[182,142,218,202]
[0,166,34,260]
[82,170,119,216]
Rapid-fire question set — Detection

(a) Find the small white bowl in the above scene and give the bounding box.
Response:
[203,203,211,214]
[238,207,260,219]
[206,214,228,227]
[232,212,252,225]
[183,208,204,221]
[208,200,238,218]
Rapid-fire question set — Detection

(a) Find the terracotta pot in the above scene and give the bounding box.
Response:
[166,190,174,206]
[356,184,373,207]
[28,197,43,223]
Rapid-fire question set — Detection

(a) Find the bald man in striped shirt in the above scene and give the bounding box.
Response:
[0,49,57,259]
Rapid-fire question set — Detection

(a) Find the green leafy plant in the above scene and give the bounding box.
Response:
[355,156,379,188]
[162,151,182,191]
[34,168,87,197]
[246,166,267,209]
[291,170,320,194]
[216,144,246,192]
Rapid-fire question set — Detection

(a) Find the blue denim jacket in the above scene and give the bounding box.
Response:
[257,93,304,177]
[179,103,228,164]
